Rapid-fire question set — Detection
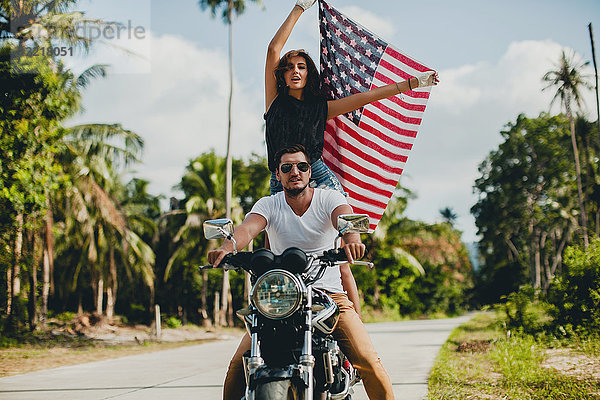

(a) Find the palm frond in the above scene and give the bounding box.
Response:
[75,64,108,89]
[66,123,143,167]
[394,247,425,276]
[125,230,155,288]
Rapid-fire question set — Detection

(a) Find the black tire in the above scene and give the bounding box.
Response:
[253,379,302,400]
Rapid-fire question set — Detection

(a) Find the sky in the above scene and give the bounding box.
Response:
[64,0,600,243]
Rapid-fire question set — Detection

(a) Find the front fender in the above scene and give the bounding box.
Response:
[249,365,309,391]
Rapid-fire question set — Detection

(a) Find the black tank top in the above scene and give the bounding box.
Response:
[264,94,328,172]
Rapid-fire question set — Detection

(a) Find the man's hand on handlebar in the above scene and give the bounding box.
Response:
[207,248,230,268]
[342,242,365,264]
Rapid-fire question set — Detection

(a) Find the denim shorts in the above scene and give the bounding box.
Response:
[270,159,346,196]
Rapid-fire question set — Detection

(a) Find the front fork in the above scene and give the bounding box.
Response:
[300,285,315,399]
[244,288,316,399]
[244,312,264,400]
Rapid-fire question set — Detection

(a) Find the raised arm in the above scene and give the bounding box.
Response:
[265,1,317,111]
[326,71,439,120]
[207,213,267,267]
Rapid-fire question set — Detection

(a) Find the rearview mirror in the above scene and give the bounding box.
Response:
[203,218,234,240]
[336,214,370,235]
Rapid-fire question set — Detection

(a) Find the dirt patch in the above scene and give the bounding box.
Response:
[47,312,239,345]
[541,348,600,381]
[456,339,493,353]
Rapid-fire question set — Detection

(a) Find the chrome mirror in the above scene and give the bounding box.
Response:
[203,218,234,240]
[336,214,370,235]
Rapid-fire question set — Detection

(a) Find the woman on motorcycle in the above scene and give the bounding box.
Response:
[265,0,439,195]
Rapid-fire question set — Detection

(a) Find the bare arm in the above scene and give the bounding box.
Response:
[327,72,439,120]
[265,5,305,111]
[340,263,362,319]
[207,213,267,267]
[332,204,364,317]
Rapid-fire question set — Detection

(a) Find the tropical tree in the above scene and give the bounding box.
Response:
[0,47,78,331]
[472,113,579,303]
[397,220,473,315]
[543,50,593,247]
[440,207,458,226]
[0,0,138,331]
[52,123,155,320]
[357,187,424,313]
[159,152,269,326]
[163,152,234,326]
[1,0,115,53]
[197,0,263,326]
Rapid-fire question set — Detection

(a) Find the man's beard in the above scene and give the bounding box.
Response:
[283,182,308,197]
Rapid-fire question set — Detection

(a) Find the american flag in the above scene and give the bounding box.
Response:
[319,0,433,231]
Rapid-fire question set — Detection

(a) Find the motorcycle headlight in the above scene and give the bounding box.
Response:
[251,270,302,319]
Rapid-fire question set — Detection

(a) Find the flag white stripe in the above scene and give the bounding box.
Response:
[378,52,430,82]
[372,96,428,120]
[331,116,415,166]
[360,106,421,141]
[322,145,399,203]
[324,135,406,183]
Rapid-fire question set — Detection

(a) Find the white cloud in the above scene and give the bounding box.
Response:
[403,39,596,243]
[339,6,396,39]
[68,32,265,201]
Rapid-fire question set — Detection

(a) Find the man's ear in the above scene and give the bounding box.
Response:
[275,168,281,182]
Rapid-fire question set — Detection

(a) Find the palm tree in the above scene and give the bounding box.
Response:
[197,0,262,326]
[543,50,593,247]
[57,123,155,319]
[165,152,244,326]
[440,207,458,227]
[1,0,135,328]
[1,0,117,54]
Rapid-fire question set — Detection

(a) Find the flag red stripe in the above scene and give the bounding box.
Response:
[330,119,410,164]
[384,46,429,72]
[325,126,405,178]
[360,109,418,139]
[345,203,383,223]
[332,114,414,150]
[378,57,413,80]
[387,94,427,112]
[323,140,397,191]
[370,101,422,125]
[326,161,391,207]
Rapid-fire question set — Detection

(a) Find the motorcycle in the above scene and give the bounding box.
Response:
[202,214,372,400]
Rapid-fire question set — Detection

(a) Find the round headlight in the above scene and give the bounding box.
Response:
[251,270,302,319]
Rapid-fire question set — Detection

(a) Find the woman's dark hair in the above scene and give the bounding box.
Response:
[275,49,323,99]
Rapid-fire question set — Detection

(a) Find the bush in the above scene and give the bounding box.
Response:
[164,316,182,329]
[0,336,18,348]
[547,238,600,335]
[49,311,77,323]
[498,285,551,334]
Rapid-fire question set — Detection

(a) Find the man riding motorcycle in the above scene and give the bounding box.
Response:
[208,144,395,400]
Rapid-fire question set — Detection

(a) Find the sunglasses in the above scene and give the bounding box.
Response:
[280,162,310,174]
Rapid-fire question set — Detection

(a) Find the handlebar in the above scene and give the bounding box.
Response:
[199,253,247,272]
[200,248,374,274]
[319,248,374,269]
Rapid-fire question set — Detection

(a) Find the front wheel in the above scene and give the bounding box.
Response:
[253,379,302,400]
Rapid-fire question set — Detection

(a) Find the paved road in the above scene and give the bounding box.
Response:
[0,314,472,400]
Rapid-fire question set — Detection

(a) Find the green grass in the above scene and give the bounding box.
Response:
[427,312,600,400]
